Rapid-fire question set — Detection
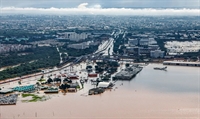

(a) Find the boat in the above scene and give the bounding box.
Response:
[154,66,167,70]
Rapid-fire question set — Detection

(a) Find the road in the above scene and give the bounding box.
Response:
[56,46,63,64]
[94,37,114,56]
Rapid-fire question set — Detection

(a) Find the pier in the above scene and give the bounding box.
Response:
[163,61,200,67]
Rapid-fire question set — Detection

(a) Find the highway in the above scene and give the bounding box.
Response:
[94,38,114,56]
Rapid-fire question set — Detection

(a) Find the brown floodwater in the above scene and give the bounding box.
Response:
[1,64,200,119]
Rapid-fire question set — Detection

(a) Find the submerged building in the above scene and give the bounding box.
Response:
[114,65,143,80]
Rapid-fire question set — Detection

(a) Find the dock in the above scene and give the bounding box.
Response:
[163,61,200,67]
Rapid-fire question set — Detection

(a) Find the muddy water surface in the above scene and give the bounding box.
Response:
[1,64,200,119]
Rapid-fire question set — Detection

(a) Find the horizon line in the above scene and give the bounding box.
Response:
[0,6,200,16]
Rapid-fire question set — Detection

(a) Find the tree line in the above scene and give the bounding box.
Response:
[0,46,60,81]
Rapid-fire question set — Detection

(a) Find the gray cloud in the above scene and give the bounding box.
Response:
[1,5,199,16]
[1,0,200,8]
[0,1,199,16]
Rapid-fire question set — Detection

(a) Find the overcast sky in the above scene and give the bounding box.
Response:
[0,0,200,15]
[1,0,200,8]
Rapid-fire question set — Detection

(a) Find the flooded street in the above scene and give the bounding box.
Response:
[1,64,200,119]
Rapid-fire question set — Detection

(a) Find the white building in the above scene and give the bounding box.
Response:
[150,50,165,58]
[139,38,149,46]
[64,32,91,41]
[128,38,138,46]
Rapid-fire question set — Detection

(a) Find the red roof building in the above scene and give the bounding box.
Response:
[88,73,98,77]
[67,74,79,80]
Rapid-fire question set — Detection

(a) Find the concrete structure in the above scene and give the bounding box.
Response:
[150,50,165,58]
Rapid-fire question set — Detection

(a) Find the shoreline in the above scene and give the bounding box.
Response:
[0,60,199,85]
